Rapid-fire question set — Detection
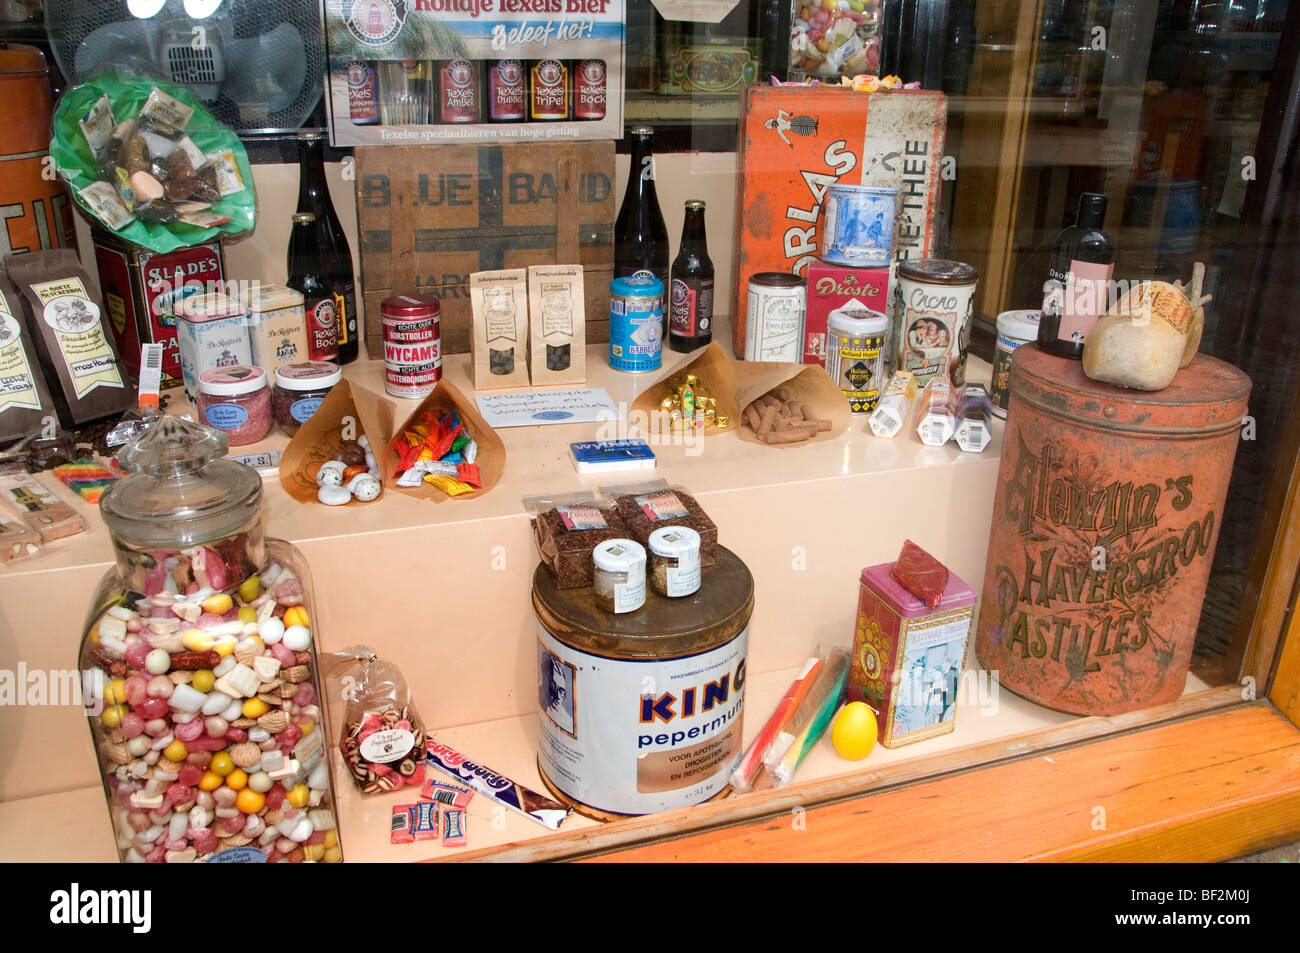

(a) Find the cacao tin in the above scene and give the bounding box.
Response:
[533,546,753,819]
[743,272,805,362]
[381,294,442,399]
[893,258,978,388]
[976,346,1251,715]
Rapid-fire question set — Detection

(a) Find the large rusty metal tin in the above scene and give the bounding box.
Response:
[975,345,1251,715]
[533,546,753,820]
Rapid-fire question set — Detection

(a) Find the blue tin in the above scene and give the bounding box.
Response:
[821,184,898,266]
[608,274,664,372]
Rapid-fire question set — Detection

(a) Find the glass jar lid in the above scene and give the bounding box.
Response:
[648,526,699,560]
[274,360,341,391]
[99,414,263,551]
[593,539,646,574]
[200,365,266,397]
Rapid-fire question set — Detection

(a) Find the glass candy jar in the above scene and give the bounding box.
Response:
[80,415,342,863]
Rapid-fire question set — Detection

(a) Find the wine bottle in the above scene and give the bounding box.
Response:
[1037,192,1114,359]
[669,200,714,353]
[614,126,670,332]
[287,212,340,363]
[296,132,358,363]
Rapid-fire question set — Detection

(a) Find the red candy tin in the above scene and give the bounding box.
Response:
[849,561,976,748]
[381,294,442,399]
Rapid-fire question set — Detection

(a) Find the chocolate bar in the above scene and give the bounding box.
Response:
[0,509,40,563]
[0,471,86,542]
[442,808,467,847]
[391,804,416,845]
[421,777,473,809]
[425,738,571,830]
[411,801,440,841]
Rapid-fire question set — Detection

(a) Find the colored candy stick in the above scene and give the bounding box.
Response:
[767,648,850,787]
[731,656,822,793]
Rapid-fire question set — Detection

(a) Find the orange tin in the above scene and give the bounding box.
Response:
[975,345,1251,715]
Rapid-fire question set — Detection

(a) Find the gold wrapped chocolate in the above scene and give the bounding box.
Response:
[660,375,727,431]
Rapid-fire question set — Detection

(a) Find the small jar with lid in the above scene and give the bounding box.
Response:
[196,365,272,446]
[648,526,701,598]
[592,538,646,614]
[991,309,1040,418]
[272,360,341,436]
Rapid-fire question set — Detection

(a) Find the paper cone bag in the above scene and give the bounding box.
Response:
[733,360,852,446]
[281,380,397,504]
[629,341,741,437]
[383,377,505,503]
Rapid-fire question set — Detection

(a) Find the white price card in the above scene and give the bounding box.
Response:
[475,388,619,428]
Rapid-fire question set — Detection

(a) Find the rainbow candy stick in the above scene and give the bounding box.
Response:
[769,648,850,787]
[731,656,822,793]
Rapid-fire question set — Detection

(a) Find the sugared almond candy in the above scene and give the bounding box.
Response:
[252,656,281,682]
[229,741,261,769]
[257,710,290,733]
[283,665,309,684]
[101,741,130,766]
[233,641,261,666]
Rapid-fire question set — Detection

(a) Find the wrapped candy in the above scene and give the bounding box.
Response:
[659,373,730,431]
[791,0,882,79]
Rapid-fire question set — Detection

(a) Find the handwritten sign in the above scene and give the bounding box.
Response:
[474,388,618,428]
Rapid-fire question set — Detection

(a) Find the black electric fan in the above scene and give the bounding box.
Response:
[45,0,324,132]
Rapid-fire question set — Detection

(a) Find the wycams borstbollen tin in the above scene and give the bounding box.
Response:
[533,546,753,819]
[821,184,898,266]
[744,272,806,362]
[976,346,1251,715]
[381,294,441,399]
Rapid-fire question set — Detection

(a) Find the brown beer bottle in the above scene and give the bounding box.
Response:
[668,200,714,353]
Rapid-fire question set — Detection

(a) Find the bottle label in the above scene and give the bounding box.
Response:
[670,277,714,338]
[346,62,378,124]
[440,60,479,123]
[1055,259,1114,345]
[489,60,526,120]
[306,296,339,361]
[334,284,356,348]
[574,59,607,120]
[530,60,568,119]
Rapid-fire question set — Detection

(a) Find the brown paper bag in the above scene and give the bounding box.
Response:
[629,341,741,438]
[280,380,396,504]
[733,361,852,446]
[383,377,505,503]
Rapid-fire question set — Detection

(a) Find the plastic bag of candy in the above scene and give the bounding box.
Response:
[327,647,427,795]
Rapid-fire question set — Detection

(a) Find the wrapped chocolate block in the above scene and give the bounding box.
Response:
[605,480,718,567]
[525,492,628,589]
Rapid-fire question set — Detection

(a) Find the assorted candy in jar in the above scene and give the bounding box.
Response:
[80,415,341,863]
[790,0,882,79]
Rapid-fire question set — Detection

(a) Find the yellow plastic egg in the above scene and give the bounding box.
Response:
[322,846,342,863]
[163,740,189,763]
[235,788,265,814]
[210,752,235,776]
[237,606,258,624]
[242,698,269,719]
[286,784,309,808]
[225,768,248,791]
[191,669,215,693]
[199,770,224,791]
[830,701,879,761]
[283,607,310,629]
[323,830,338,849]
[104,679,126,706]
[213,636,238,658]
[298,719,314,737]
[302,843,325,861]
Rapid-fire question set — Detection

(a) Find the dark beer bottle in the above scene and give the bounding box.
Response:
[296,132,358,364]
[1037,192,1114,360]
[614,126,670,332]
[287,212,340,363]
[668,200,714,353]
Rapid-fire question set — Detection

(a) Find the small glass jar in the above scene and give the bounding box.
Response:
[648,526,701,598]
[272,361,341,436]
[197,365,272,446]
[592,538,646,614]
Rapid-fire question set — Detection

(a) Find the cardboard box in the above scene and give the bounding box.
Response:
[731,85,947,359]
[470,268,530,390]
[356,142,614,360]
[528,264,586,386]
[92,229,226,387]
[322,0,625,147]
[803,261,888,365]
